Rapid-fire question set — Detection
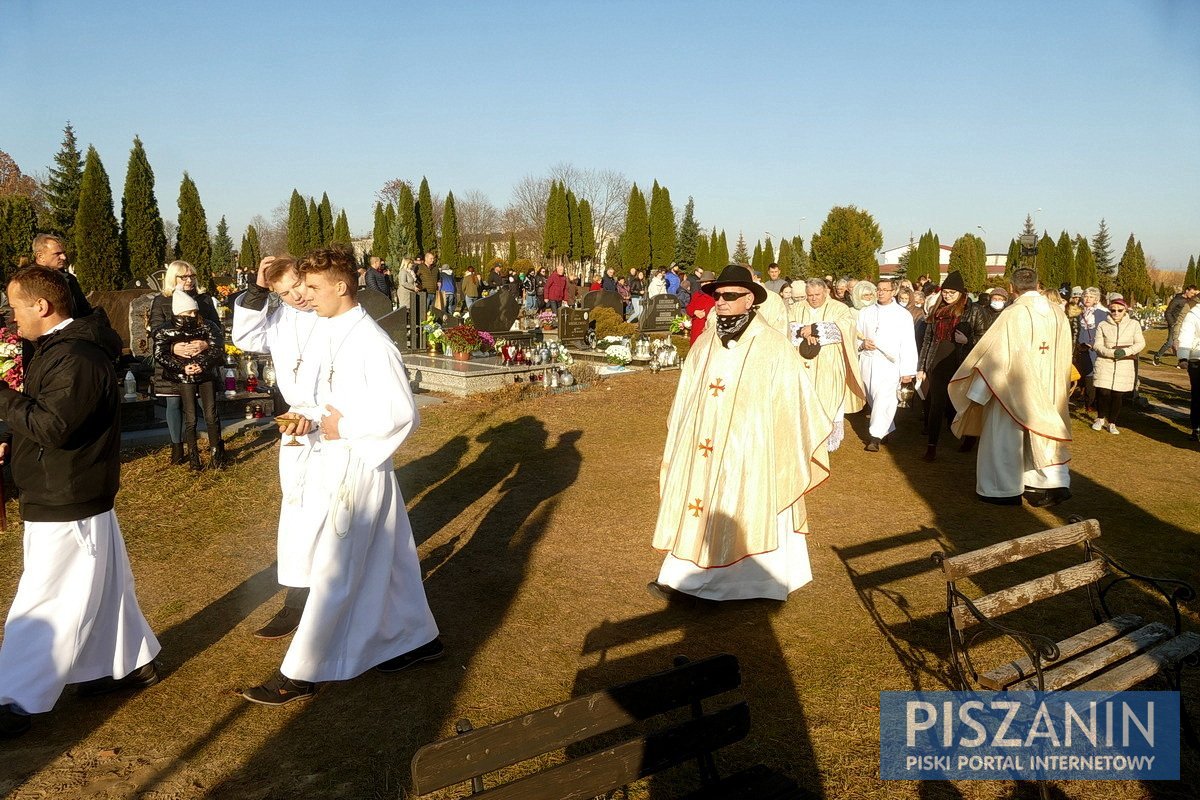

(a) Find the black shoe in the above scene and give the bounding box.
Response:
[1026,487,1072,508]
[646,580,686,602]
[922,445,936,462]
[865,438,881,452]
[253,605,302,639]
[978,493,1022,506]
[188,444,203,471]
[210,443,228,471]
[1190,429,1200,442]
[1152,353,1161,366]
[170,442,186,465]
[242,669,316,706]
[0,704,31,739]
[77,661,160,698]
[377,638,445,673]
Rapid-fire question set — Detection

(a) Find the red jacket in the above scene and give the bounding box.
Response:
[685,291,715,344]
[545,271,569,302]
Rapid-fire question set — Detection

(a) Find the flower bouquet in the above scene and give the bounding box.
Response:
[604,344,632,366]
[537,309,557,329]
[443,321,484,355]
[669,314,689,334]
[0,326,24,391]
[422,313,445,350]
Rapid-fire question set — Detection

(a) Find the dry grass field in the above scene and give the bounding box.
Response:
[0,337,1197,799]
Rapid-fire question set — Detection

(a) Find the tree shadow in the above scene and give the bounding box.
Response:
[204,417,584,798]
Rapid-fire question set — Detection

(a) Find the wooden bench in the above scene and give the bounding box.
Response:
[933,517,1200,698]
[410,653,807,799]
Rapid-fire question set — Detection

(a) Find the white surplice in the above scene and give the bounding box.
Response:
[856,302,918,439]
[280,305,438,683]
[0,511,160,713]
[233,296,326,586]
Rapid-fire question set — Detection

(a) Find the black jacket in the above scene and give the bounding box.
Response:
[153,317,223,386]
[148,290,222,343]
[0,317,122,522]
[365,267,394,297]
[1165,292,1187,328]
[957,301,1003,353]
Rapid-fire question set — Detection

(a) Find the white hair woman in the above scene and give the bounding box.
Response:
[1074,287,1109,413]
[148,261,224,465]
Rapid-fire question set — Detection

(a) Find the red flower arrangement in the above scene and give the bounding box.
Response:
[0,326,24,391]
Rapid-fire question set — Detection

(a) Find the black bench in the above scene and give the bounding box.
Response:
[410,653,806,799]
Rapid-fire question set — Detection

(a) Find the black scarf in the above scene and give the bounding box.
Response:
[715,310,755,346]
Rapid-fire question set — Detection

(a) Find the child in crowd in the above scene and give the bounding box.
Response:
[153,292,227,470]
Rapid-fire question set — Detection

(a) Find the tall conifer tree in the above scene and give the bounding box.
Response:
[790,234,808,278]
[176,171,211,287]
[73,146,123,292]
[542,181,559,260]
[287,189,308,256]
[387,204,412,269]
[211,216,234,276]
[238,224,261,271]
[675,197,699,271]
[695,229,711,274]
[621,184,650,271]
[333,210,351,244]
[1055,231,1075,288]
[732,232,750,264]
[776,238,792,277]
[948,233,986,291]
[119,136,166,279]
[397,183,417,259]
[578,198,596,264]
[507,231,518,268]
[751,241,763,274]
[1185,255,1196,288]
[604,238,622,270]
[318,192,333,246]
[1035,233,1055,287]
[43,122,84,241]
[715,230,730,267]
[441,191,460,273]
[648,181,676,269]
[1092,218,1114,275]
[1075,237,1097,288]
[417,177,436,256]
[0,197,38,280]
[562,188,578,263]
[764,237,775,266]
[1006,238,1020,275]
[306,198,320,251]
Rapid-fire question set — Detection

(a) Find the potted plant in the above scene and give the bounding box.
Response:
[442,321,484,361]
[422,313,445,354]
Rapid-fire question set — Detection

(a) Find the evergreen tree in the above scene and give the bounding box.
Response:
[211,215,234,276]
[732,232,750,264]
[621,183,650,271]
[383,203,396,254]
[563,188,578,263]
[333,210,351,244]
[578,198,596,264]
[648,181,676,270]
[1115,234,1152,304]
[238,224,261,271]
[764,237,775,266]
[287,189,308,256]
[674,197,699,271]
[776,238,792,277]
[306,198,320,251]
[1005,238,1020,275]
[790,234,809,278]
[1075,237,1097,288]
[398,183,417,259]
[1055,231,1075,288]
[1092,218,1114,275]
[715,230,730,267]
[542,181,559,260]
[318,192,333,246]
[1185,255,1197,288]
[119,135,166,279]
[73,145,123,292]
[914,230,941,283]
[604,238,621,270]
[176,171,212,287]
[416,177,436,256]
[694,229,711,274]
[1034,233,1055,287]
[43,122,84,241]
[441,190,460,274]
[507,231,518,267]
[1022,214,1037,236]
[0,196,37,281]
[370,202,387,256]
[948,233,986,291]
[810,205,884,280]
[750,241,764,274]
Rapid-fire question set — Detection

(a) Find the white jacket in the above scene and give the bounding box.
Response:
[1177,304,1200,361]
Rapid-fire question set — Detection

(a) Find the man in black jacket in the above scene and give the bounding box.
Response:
[0,267,160,739]
[31,234,92,316]
[1153,285,1198,365]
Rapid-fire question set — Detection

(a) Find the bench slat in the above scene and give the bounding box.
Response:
[1075,632,1200,692]
[1011,623,1173,691]
[411,654,740,794]
[940,519,1100,580]
[978,614,1145,689]
[468,702,751,800]
[952,559,1107,630]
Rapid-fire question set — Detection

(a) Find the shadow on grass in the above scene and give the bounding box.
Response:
[204,416,584,799]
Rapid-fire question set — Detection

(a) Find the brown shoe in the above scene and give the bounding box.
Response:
[241,670,316,706]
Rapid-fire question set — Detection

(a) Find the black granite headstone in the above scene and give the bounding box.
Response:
[358,287,393,320]
[88,289,154,354]
[377,307,410,347]
[469,286,520,333]
[558,308,590,346]
[638,294,683,334]
[581,289,624,316]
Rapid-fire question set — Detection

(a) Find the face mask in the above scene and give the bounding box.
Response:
[898,299,909,308]
[990,300,1005,311]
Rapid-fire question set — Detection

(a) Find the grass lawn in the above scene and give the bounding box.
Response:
[0,335,1197,799]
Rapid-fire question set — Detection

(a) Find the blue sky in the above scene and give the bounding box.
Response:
[2,0,1198,268]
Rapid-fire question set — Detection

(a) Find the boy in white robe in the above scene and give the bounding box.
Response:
[855,277,918,450]
[242,248,440,705]
[0,267,159,737]
[232,256,326,638]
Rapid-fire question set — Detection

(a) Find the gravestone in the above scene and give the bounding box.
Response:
[128,292,159,357]
[581,289,624,317]
[87,289,154,355]
[124,275,159,292]
[638,294,683,334]
[378,307,410,348]
[358,287,393,320]
[469,286,520,333]
[558,308,590,347]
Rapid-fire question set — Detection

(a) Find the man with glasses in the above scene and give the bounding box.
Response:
[649,265,832,602]
[855,277,918,451]
[949,267,1073,507]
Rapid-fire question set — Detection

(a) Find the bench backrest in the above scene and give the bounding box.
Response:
[411,653,745,798]
[939,518,1105,630]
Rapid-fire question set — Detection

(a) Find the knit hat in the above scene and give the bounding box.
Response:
[1108,294,1128,309]
[172,291,199,315]
[939,270,966,293]
[990,287,1009,300]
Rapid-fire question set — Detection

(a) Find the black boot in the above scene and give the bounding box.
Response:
[188,441,203,471]
[170,442,186,465]
[210,441,228,471]
[922,445,936,462]
[1190,429,1199,442]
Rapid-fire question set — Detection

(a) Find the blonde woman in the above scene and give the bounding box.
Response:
[149,261,223,464]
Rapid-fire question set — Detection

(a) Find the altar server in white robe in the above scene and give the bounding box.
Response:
[242,248,440,705]
[233,256,326,638]
[0,266,159,738]
[855,277,918,451]
[949,267,1073,507]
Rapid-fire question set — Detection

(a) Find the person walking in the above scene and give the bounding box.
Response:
[1090,296,1145,435]
[1153,285,1197,365]
[855,278,917,451]
[1176,295,1200,441]
[915,271,970,460]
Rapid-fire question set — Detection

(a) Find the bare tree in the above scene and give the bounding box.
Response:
[456,189,500,237]
[377,178,413,209]
[509,174,551,241]
[574,168,629,246]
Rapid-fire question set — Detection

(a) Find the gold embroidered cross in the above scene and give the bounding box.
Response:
[1038,341,1049,354]
[697,438,713,458]
[708,378,725,397]
[688,499,704,517]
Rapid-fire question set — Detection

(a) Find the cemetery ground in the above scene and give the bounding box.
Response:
[0,335,1197,800]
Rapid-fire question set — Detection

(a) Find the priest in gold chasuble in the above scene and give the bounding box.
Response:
[650,265,832,601]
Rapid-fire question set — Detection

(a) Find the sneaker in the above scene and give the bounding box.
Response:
[241,670,316,706]
[1091,418,1106,431]
[1107,423,1120,435]
[376,638,445,674]
[76,661,160,698]
[253,606,302,639]
[0,704,31,739]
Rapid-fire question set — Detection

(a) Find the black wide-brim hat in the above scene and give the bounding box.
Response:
[701,264,768,305]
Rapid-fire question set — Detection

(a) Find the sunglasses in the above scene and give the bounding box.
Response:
[714,291,752,302]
